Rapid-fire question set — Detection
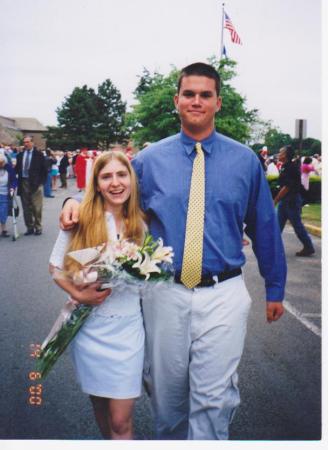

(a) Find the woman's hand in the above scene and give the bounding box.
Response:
[72,282,112,306]
[60,199,80,230]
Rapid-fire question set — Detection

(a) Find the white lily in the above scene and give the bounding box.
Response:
[151,238,174,264]
[132,252,161,280]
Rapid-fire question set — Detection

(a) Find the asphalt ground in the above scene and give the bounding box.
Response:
[0,178,322,446]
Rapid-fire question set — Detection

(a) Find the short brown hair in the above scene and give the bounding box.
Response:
[177,62,221,95]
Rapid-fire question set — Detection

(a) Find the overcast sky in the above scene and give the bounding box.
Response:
[0,0,322,140]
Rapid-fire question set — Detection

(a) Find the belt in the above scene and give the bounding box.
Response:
[174,268,242,288]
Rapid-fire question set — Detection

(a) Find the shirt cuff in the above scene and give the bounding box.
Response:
[266,285,285,302]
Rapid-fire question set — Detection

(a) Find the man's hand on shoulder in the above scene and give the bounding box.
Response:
[60,198,80,230]
[266,301,284,323]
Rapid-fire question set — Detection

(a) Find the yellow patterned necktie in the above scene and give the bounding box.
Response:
[181,142,205,289]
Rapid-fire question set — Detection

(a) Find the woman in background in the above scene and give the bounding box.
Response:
[0,153,17,237]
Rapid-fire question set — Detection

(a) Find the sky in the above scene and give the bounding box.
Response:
[0,0,322,141]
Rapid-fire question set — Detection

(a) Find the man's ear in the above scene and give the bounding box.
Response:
[216,96,222,113]
[174,94,179,111]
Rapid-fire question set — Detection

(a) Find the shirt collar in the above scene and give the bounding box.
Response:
[180,129,216,156]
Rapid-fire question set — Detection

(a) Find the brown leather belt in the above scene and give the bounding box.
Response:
[174,268,242,288]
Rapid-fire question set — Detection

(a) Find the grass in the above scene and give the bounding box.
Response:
[302,203,321,228]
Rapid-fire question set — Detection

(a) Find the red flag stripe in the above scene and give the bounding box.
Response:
[224,13,242,45]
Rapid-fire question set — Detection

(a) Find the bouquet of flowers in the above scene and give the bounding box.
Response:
[36,234,174,379]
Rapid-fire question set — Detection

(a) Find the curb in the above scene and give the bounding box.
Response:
[304,224,321,238]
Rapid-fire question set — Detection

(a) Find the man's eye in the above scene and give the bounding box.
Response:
[183,92,194,98]
[201,93,213,98]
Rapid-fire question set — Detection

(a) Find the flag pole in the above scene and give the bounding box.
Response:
[220,2,225,60]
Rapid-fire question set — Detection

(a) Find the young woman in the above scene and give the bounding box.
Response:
[49,151,146,439]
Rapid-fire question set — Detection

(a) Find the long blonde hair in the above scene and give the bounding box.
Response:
[64,151,145,272]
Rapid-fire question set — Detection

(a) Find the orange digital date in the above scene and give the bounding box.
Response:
[28,344,43,406]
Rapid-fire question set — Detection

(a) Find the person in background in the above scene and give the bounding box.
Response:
[72,149,79,178]
[75,148,88,191]
[44,149,56,198]
[15,136,47,236]
[258,146,268,172]
[59,151,70,188]
[274,146,315,257]
[67,151,74,179]
[311,154,321,175]
[51,151,60,191]
[266,157,279,176]
[0,153,17,237]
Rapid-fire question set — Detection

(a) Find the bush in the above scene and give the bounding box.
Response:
[266,175,321,203]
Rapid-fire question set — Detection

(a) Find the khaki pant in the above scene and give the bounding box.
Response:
[142,275,252,440]
[20,179,43,232]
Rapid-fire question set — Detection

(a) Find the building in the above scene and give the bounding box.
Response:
[0,115,47,148]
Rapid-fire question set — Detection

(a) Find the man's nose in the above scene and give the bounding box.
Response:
[192,94,202,105]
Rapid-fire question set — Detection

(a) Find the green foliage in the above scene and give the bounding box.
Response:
[291,137,321,156]
[126,57,265,147]
[264,128,292,153]
[214,58,262,143]
[302,204,321,227]
[44,80,126,150]
[96,79,127,148]
[43,126,66,149]
[56,85,100,149]
[257,127,321,157]
[125,68,180,146]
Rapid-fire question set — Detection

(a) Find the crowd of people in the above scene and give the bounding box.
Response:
[0,142,133,238]
[256,145,318,257]
[258,145,322,180]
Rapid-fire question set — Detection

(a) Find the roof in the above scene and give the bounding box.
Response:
[12,117,47,132]
[0,115,18,130]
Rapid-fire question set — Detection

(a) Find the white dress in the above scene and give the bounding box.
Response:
[49,212,145,399]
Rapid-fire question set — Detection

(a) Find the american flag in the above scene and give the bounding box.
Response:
[224,12,242,45]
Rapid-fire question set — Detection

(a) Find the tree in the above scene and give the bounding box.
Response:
[264,128,292,153]
[96,79,127,148]
[294,137,321,156]
[125,68,180,146]
[43,126,66,149]
[213,57,262,144]
[56,85,100,149]
[44,80,126,150]
[253,127,321,157]
[126,57,265,147]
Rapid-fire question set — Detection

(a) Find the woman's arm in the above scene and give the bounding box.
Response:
[49,263,111,306]
[274,186,289,205]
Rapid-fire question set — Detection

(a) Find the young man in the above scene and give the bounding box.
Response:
[16,135,47,235]
[61,62,286,440]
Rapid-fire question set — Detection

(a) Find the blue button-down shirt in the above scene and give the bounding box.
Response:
[132,130,286,301]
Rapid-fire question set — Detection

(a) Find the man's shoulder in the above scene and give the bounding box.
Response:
[133,134,180,164]
[215,132,257,161]
[216,132,251,152]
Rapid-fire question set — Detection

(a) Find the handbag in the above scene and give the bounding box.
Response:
[7,194,19,217]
